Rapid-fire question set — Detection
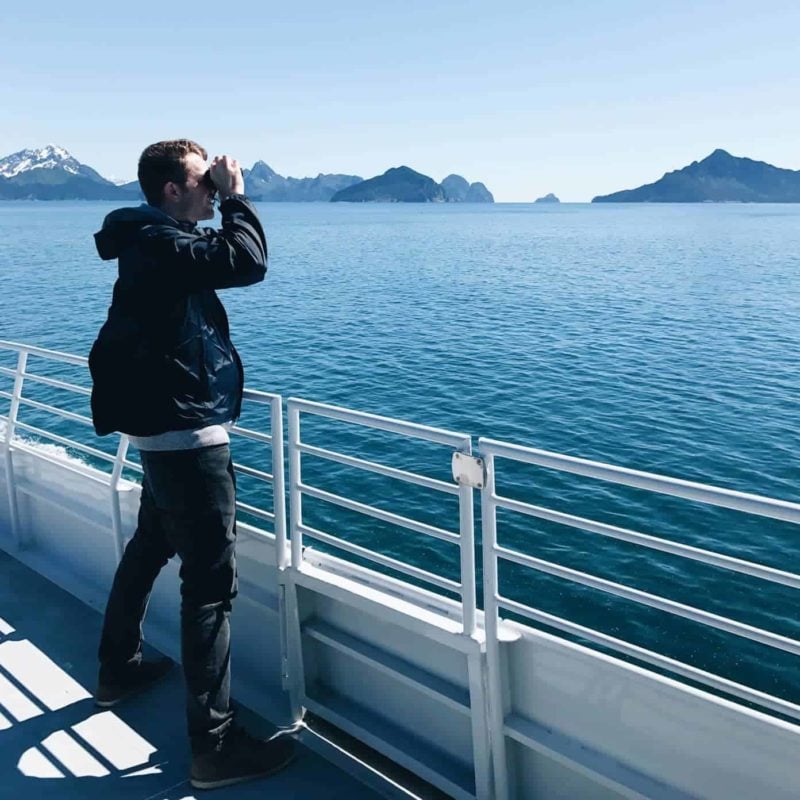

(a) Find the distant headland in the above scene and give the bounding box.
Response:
[330,166,494,203]
[593,149,800,203]
[0,146,494,203]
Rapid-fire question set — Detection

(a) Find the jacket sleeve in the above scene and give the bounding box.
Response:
[137,197,268,291]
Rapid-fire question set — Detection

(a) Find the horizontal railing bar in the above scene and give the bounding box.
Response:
[233,461,273,482]
[480,437,800,525]
[242,388,281,404]
[299,482,461,544]
[14,420,116,463]
[299,523,462,593]
[17,396,93,427]
[122,458,143,473]
[0,390,12,401]
[236,519,274,542]
[494,493,800,590]
[497,596,800,723]
[20,371,91,396]
[495,545,800,657]
[230,425,273,444]
[296,441,459,495]
[0,340,88,367]
[289,396,470,448]
[236,501,275,523]
[0,366,16,379]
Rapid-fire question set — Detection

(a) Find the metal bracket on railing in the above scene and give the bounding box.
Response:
[452,451,486,489]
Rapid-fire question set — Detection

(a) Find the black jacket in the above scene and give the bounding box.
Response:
[89,197,267,436]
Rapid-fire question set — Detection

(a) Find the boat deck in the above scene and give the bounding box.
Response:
[0,549,386,800]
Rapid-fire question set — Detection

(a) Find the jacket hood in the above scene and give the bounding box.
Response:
[94,204,178,260]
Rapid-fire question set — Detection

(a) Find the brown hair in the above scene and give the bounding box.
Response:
[137,139,207,206]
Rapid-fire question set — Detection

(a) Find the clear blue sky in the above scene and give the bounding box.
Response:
[2,1,798,201]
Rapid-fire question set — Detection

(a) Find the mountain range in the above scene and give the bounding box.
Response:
[242,161,362,201]
[593,149,800,202]
[10,145,797,204]
[0,146,493,203]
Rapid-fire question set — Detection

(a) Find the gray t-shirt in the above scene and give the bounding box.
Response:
[128,423,231,452]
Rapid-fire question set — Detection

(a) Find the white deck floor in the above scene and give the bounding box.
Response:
[0,549,389,800]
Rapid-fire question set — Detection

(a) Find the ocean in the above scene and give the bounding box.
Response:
[1,200,799,705]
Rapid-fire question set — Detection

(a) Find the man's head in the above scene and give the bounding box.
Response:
[138,140,215,223]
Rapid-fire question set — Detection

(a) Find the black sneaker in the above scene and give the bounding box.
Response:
[190,726,296,790]
[95,657,175,708]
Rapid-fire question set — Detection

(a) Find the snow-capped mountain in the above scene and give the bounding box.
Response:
[0,145,140,200]
[0,145,84,178]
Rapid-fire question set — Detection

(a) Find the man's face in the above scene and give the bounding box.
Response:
[170,152,215,223]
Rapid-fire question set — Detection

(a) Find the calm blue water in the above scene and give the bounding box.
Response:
[2,201,800,705]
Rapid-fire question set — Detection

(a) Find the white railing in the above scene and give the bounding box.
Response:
[230,388,286,562]
[284,396,487,799]
[3,339,800,799]
[0,341,285,567]
[0,340,131,560]
[287,396,478,637]
[479,436,800,800]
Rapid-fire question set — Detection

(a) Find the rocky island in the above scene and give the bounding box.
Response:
[331,166,445,203]
[534,193,560,203]
[331,167,494,203]
[440,174,494,202]
[593,149,800,203]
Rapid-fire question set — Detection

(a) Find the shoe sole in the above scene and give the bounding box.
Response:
[190,753,296,790]
[94,662,175,708]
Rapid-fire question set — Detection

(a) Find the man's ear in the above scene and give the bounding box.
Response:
[163,181,181,202]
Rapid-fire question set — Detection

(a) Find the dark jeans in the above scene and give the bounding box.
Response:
[98,443,238,752]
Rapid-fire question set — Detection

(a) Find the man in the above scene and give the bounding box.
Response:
[89,139,294,790]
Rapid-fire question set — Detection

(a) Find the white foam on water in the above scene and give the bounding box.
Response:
[1,418,124,477]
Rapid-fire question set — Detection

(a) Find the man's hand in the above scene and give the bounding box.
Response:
[209,155,245,199]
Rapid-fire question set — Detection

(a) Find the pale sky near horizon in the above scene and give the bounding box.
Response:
[2,1,798,201]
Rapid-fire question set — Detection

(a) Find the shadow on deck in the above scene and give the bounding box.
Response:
[0,549,386,800]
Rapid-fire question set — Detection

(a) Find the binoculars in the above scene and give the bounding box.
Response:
[201,167,244,192]
[201,170,216,191]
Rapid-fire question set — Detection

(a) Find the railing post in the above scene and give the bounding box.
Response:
[109,434,129,563]
[283,400,306,722]
[270,394,297,715]
[455,437,492,798]
[482,451,510,800]
[458,436,478,638]
[288,402,303,569]
[3,349,28,549]
[271,395,288,571]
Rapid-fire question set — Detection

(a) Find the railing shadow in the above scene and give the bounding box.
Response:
[0,553,192,799]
